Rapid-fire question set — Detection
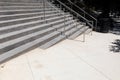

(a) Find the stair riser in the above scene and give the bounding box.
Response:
[0,2,45,6]
[68,27,89,39]
[0,4,46,6]
[50,17,71,27]
[0,17,42,27]
[0,0,42,2]
[64,24,77,33]
[0,17,70,34]
[0,14,66,27]
[0,9,54,15]
[0,28,55,54]
[0,6,52,10]
[46,16,70,24]
[0,1,90,64]
[57,22,73,30]
[40,36,66,49]
[57,21,76,32]
[0,16,71,43]
[0,11,58,21]
[67,26,84,37]
[0,21,45,34]
[0,32,61,64]
[0,24,53,43]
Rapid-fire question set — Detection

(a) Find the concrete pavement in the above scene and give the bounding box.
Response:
[0,32,120,80]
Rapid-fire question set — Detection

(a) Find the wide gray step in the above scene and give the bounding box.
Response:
[0,27,55,54]
[0,16,71,43]
[0,11,58,21]
[0,31,61,63]
[65,23,84,37]
[0,16,70,35]
[84,28,92,34]
[0,13,70,27]
[57,22,77,32]
[0,7,52,12]
[0,16,73,54]
[0,16,72,34]
[0,6,51,10]
[0,10,57,17]
[40,35,65,49]
[0,2,46,6]
[0,8,55,15]
[68,26,89,39]
[53,19,74,30]
[0,10,60,21]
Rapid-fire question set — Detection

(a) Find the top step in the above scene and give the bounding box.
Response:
[0,0,43,3]
[0,1,46,6]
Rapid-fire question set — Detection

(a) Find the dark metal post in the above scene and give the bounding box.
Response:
[43,0,45,20]
[83,32,85,42]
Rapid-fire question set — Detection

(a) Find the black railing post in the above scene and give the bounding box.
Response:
[43,0,45,20]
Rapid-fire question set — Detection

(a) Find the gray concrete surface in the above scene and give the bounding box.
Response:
[0,31,120,80]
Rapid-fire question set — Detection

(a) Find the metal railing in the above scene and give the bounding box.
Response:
[51,0,94,29]
[67,0,97,28]
[41,0,94,40]
[42,0,73,34]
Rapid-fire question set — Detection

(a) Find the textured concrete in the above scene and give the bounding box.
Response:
[0,0,42,3]
[0,0,89,63]
[0,32,120,80]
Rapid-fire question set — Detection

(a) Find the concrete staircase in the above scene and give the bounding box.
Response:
[0,1,90,63]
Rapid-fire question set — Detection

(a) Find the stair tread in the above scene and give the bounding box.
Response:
[0,27,54,49]
[0,18,69,31]
[0,10,57,17]
[0,13,62,23]
[0,17,72,41]
[0,31,61,62]
[0,8,53,12]
[0,2,45,5]
[0,1,92,64]
[40,35,65,49]
[0,17,67,39]
[0,15,70,31]
[0,7,51,10]
[0,5,50,7]
[53,19,74,29]
[69,26,89,39]
[64,24,83,36]
[57,22,76,32]
[84,28,92,34]
[0,14,70,28]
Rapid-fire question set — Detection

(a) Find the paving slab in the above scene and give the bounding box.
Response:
[0,32,120,80]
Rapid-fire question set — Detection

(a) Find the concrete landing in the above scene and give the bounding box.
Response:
[0,32,120,80]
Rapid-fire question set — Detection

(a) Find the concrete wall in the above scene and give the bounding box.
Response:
[0,0,43,3]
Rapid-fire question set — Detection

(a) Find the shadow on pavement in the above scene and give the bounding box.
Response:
[110,39,120,53]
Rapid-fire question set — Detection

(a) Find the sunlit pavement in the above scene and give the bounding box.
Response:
[0,32,120,80]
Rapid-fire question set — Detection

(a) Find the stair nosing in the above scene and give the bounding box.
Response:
[0,8,54,12]
[0,10,57,17]
[68,26,89,39]
[65,24,84,36]
[0,13,64,24]
[40,35,65,49]
[0,31,61,62]
[0,27,55,49]
[0,16,71,39]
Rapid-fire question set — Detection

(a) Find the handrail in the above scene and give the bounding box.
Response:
[67,0,97,28]
[68,0,96,21]
[45,0,71,33]
[53,0,93,29]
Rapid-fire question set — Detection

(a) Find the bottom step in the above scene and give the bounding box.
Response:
[0,31,62,63]
[68,26,89,39]
[40,35,65,49]
[85,28,92,34]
